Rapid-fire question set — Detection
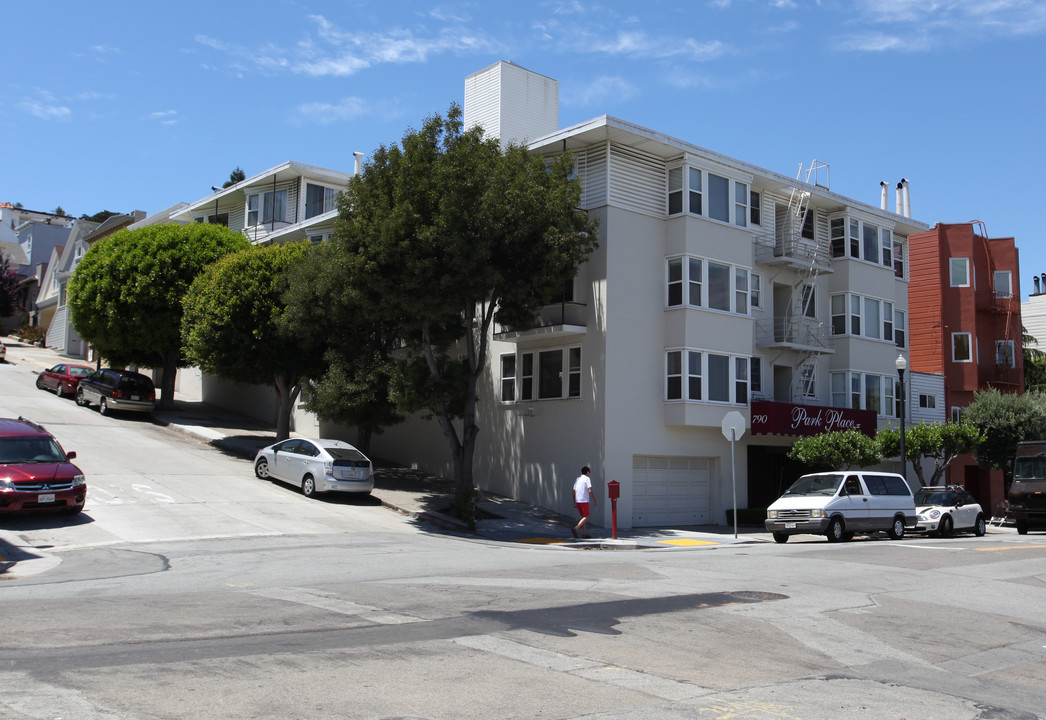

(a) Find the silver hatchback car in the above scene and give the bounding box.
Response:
[254,438,374,497]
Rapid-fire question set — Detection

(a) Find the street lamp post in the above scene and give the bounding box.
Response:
[896,354,907,482]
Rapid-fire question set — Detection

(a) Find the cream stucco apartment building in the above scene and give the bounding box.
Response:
[365,62,931,529]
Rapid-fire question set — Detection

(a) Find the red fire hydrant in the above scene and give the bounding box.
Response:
[607,480,620,539]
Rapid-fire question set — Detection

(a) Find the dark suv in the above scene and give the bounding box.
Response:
[76,369,156,416]
[0,417,86,515]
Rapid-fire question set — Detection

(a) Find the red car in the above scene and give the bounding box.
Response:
[36,363,93,398]
[0,417,86,515]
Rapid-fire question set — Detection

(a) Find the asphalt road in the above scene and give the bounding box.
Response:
[3,357,1046,720]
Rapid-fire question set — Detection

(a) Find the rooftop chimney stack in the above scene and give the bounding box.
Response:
[880,181,888,211]
[901,178,911,218]
[896,182,903,215]
[1036,276,1042,296]
[353,152,364,175]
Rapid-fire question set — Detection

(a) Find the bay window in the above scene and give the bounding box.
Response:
[666,164,750,226]
[666,349,749,405]
[512,347,581,402]
[667,255,749,315]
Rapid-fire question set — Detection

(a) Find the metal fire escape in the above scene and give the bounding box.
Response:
[754,160,835,402]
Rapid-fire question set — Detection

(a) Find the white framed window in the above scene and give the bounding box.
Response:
[799,363,816,398]
[751,356,762,396]
[951,406,965,423]
[734,181,748,228]
[894,238,905,278]
[516,347,581,401]
[952,332,973,362]
[994,270,1012,298]
[520,353,534,401]
[666,349,748,405]
[500,354,516,402]
[247,189,288,226]
[801,284,816,319]
[880,228,893,267]
[305,183,339,219]
[950,257,971,287]
[750,191,761,226]
[830,216,896,271]
[996,340,1015,367]
[919,394,936,409]
[667,165,749,226]
[831,371,895,417]
[894,309,906,348]
[666,255,748,315]
[830,292,902,344]
[751,273,762,310]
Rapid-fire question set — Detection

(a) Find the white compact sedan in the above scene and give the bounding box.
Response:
[254,438,374,497]
[913,485,987,537]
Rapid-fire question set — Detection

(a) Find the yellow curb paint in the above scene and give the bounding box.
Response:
[657,539,719,546]
[974,545,1046,552]
[514,538,568,545]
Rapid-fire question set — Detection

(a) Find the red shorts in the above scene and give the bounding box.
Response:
[575,502,590,518]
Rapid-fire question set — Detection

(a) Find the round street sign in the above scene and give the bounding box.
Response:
[721,410,746,441]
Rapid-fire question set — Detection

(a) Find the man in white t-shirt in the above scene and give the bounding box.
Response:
[572,466,597,538]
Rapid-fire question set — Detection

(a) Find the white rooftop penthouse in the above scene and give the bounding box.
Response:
[170,160,359,245]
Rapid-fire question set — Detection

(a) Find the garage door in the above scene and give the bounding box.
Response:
[632,456,711,527]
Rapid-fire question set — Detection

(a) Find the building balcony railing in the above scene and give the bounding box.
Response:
[755,318,832,352]
[753,230,833,272]
[494,301,587,343]
[984,365,1022,387]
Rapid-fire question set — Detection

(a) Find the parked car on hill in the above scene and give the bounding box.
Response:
[254,438,374,498]
[36,363,94,397]
[0,417,86,515]
[913,486,987,537]
[75,369,156,416]
[765,471,916,543]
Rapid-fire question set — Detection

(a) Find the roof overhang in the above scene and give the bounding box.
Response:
[528,115,930,236]
[177,161,354,220]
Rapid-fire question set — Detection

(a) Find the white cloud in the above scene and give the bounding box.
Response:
[19,99,70,120]
[296,97,369,125]
[567,75,640,106]
[594,31,726,61]
[845,0,1046,49]
[148,110,178,126]
[198,17,502,79]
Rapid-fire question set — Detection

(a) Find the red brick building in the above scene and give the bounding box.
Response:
[908,221,1022,512]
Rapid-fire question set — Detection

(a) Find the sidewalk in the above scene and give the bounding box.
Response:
[2,340,771,570]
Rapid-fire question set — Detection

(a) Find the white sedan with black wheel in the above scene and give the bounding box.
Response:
[913,485,987,537]
[253,438,374,498]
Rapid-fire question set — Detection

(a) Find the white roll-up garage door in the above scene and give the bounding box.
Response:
[632,455,711,527]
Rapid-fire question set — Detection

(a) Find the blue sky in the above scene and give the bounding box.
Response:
[3,1,1045,297]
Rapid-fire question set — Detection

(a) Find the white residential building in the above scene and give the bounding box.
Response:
[366,62,930,528]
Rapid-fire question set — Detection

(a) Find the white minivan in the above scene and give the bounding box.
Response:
[764,471,916,543]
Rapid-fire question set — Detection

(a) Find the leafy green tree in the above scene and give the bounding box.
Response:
[1023,326,1046,392]
[293,104,599,515]
[80,210,119,224]
[53,206,68,217]
[223,167,246,188]
[281,239,402,452]
[68,223,250,409]
[787,429,882,471]
[876,422,983,487]
[963,388,1046,481]
[1,254,19,318]
[182,242,314,440]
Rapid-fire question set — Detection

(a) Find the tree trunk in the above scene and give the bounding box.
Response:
[273,374,300,441]
[157,353,178,410]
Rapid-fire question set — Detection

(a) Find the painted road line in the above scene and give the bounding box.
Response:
[658,538,719,546]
